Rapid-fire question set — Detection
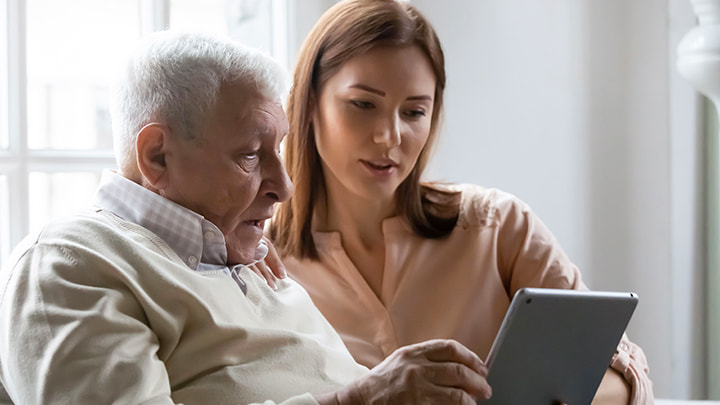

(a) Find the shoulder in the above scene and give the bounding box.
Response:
[42,208,168,251]
[3,208,173,282]
[5,209,110,263]
[0,210,112,305]
[27,209,151,253]
[449,184,531,229]
[0,208,185,319]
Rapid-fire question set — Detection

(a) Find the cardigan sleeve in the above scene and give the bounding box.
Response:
[0,241,176,404]
[0,241,321,405]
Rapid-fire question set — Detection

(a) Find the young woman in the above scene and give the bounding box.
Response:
[269,0,653,403]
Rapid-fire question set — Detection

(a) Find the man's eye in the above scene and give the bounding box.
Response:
[351,100,374,109]
[236,153,260,170]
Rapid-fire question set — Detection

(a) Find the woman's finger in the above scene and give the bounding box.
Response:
[250,262,278,289]
[262,235,287,279]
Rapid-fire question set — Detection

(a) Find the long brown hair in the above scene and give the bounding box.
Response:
[270,0,460,259]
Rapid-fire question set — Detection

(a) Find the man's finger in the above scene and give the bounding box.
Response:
[425,386,478,405]
[419,339,488,377]
[424,362,492,401]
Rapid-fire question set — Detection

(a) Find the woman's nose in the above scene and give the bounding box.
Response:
[372,115,401,148]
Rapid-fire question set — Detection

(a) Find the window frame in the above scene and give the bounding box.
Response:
[5,0,32,256]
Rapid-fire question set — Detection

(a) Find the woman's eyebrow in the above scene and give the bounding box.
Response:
[349,83,433,102]
[349,83,385,96]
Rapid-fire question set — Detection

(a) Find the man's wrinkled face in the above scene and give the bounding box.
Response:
[161,82,293,265]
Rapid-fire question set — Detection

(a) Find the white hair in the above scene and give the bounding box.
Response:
[109,30,289,175]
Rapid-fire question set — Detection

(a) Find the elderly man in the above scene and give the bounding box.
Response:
[0,31,491,404]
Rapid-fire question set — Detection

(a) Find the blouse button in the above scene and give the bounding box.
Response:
[204,231,215,240]
[188,255,198,265]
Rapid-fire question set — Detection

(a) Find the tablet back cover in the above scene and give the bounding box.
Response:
[483,288,638,404]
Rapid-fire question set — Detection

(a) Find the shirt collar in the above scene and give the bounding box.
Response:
[92,170,228,269]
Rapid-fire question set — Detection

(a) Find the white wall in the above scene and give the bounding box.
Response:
[412,0,703,399]
[668,0,709,399]
[290,0,707,399]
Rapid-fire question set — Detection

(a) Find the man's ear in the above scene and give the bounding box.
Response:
[135,123,170,190]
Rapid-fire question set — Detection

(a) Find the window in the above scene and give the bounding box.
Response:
[0,0,290,268]
[26,0,139,150]
[0,175,8,262]
[170,0,289,68]
[0,0,7,151]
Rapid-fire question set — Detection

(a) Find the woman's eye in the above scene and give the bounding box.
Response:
[405,109,426,118]
[351,100,374,109]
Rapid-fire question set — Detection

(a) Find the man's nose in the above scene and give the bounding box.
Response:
[263,155,293,203]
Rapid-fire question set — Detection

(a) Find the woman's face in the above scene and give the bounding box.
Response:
[313,45,436,204]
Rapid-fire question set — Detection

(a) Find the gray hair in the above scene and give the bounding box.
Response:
[109,30,288,175]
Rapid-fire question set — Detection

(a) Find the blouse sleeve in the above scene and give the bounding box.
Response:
[491,189,586,294]
[481,188,654,404]
[611,334,655,404]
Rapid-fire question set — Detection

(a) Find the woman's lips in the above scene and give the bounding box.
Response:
[360,159,397,176]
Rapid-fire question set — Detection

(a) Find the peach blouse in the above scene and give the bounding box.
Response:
[284,184,653,404]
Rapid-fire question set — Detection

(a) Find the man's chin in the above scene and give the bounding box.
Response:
[226,237,261,266]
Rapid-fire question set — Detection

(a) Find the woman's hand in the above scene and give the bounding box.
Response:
[249,236,287,289]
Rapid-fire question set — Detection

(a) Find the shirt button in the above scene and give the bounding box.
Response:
[204,231,215,240]
[188,256,198,265]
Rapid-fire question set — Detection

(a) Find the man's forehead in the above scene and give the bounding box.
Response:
[224,94,287,138]
[215,83,282,120]
[220,79,280,105]
[252,102,288,136]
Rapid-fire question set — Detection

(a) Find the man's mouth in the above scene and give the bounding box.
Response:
[246,219,266,228]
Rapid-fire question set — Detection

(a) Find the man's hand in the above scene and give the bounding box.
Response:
[318,339,492,404]
[249,236,287,289]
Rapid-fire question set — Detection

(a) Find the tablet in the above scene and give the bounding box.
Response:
[482,288,638,404]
